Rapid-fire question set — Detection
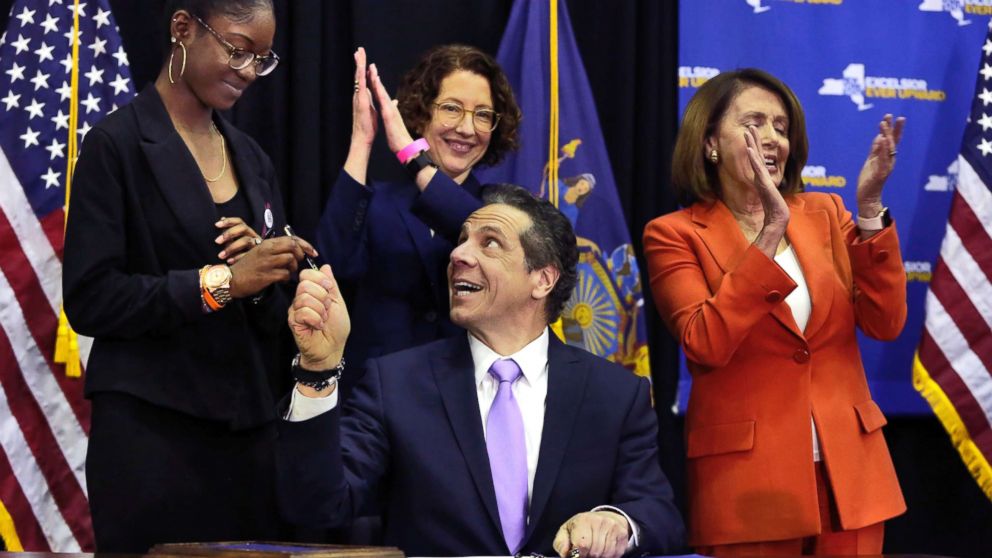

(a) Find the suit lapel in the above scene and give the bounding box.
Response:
[524,336,589,544]
[135,86,218,261]
[431,337,503,535]
[691,200,750,275]
[692,199,806,339]
[394,173,481,307]
[392,188,441,293]
[785,196,835,340]
[217,117,268,236]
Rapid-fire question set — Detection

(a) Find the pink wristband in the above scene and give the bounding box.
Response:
[396,138,430,165]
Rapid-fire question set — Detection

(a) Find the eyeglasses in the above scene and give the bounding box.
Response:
[433,102,500,132]
[192,14,279,77]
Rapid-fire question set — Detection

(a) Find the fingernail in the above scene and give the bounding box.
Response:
[215,235,224,243]
[215,220,224,226]
[218,251,226,259]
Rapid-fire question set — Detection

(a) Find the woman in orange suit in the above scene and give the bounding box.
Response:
[644,68,907,556]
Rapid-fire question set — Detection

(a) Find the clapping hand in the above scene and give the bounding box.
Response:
[351,47,377,151]
[856,114,905,211]
[743,124,790,231]
[367,62,416,154]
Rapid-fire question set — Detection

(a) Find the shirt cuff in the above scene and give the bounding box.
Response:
[284,382,339,422]
[591,505,639,551]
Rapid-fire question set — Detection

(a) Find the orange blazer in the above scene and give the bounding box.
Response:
[643,192,906,546]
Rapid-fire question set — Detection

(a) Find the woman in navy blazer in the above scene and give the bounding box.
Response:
[63,0,313,551]
[316,45,521,396]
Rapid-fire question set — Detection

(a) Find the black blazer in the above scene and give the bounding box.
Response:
[64,85,291,428]
[277,334,686,556]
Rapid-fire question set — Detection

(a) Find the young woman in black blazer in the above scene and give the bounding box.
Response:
[63,0,314,551]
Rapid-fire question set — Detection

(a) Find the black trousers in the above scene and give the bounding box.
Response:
[86,392,288,552]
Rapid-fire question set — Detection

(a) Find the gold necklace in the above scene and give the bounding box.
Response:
[203,123,227,183]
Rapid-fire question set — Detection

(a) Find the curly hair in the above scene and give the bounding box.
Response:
[671,68,809,207]
[396,45,521,168]
[481,184,578,324]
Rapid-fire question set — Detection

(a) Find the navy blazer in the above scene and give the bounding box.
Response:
[63,85,291,428]
[277,334,685,556]
[315,171,483,393]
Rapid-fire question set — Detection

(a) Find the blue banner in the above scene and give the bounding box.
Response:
[678,0,989,414]
[483,0,651,378]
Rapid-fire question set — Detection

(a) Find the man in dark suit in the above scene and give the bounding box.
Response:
[279,184,684,558]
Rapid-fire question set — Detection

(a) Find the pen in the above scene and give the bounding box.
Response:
[283,224,319,270]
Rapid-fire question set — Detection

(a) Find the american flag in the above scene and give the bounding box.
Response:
[0,0,134,550]
[915,21,992,502]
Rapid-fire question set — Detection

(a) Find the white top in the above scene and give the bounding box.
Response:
[775,244,811,332]
[775,244,821,461]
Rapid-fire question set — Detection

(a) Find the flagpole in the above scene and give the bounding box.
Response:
[548,0,559,208]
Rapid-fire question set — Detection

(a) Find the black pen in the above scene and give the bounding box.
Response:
[283,224,319,270]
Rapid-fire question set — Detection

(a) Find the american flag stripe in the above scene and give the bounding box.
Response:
[918,331,992,455]
[927,260,992,393]
[0,207,89,431]
[924,289,992,418]
[0,267,89,492]
[932,232,992,358]
[0,330,80,552]
[0,441,47,549]
[0,270,90,512]
[0,362,90,551]
[0,152,63,315]
[947,198,992,280]
[957,159,992,258]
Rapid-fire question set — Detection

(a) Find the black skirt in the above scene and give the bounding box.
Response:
[86,391,288,552]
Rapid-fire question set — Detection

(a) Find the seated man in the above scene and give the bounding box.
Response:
[279,184,684,558]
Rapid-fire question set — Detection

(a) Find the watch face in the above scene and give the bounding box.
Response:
[205,265,231,288]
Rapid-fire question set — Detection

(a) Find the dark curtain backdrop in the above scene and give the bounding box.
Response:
[2,0,989,555]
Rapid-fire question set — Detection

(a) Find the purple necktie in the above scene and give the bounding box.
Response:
[486,358,528,554]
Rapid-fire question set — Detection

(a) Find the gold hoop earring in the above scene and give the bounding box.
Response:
[709,149,719,164]
[168,37,187,84]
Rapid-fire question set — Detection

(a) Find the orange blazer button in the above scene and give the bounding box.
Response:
[793,347,811,363]
[765,290,783,303]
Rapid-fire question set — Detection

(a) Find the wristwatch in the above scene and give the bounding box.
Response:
[405,150,437,179]
[857,206,891,231]
[201,264,233,311]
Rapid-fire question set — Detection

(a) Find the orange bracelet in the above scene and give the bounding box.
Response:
[199,266,223,312]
